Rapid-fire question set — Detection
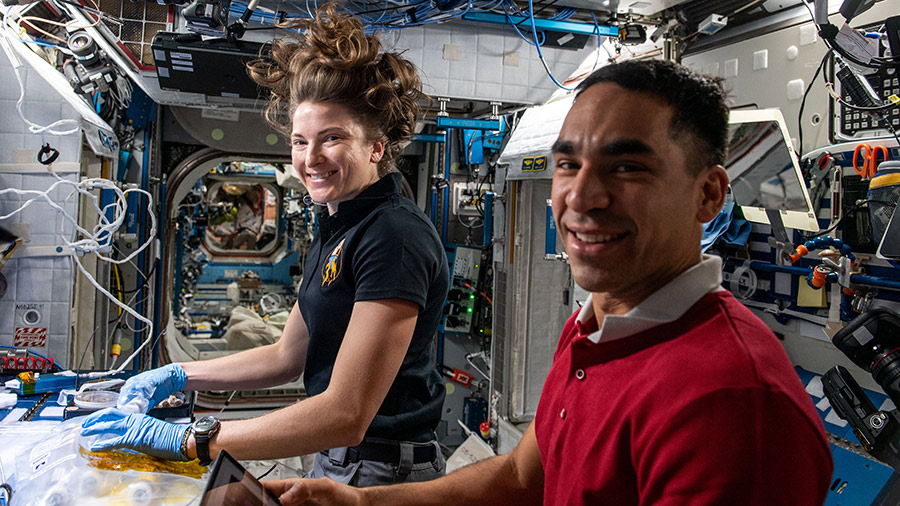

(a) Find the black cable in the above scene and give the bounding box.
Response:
[797,50,830,158]
[346,0,386,6]
[256,463,278,481]
[117,258,157,294]
[55,0,108,19]
[111,247,158,294]
[833,96,898,113]
[473,164,495,218]
[357,0,426,15]
[75,321,105,386]
[823,34,900,70]
[885,114,900,146]
[807,199,896,239]
[142,328,169,372]
[512,0,561,27]
[819,55,900,137]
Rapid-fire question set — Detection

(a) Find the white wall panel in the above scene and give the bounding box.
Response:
[0,47,80,367]
[385,23,597,105]
[682,3,896,156]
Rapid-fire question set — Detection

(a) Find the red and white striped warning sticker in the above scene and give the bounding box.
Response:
[14,327,47,347]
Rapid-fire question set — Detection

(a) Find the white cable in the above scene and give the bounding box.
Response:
[0,173,155,262]
[70,251,153,366]
[0,15,80,136]
[0,164,159,376]
[1,7,155,376]
[58,168,155,261]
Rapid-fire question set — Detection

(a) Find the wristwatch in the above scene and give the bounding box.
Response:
[192,415,221,466]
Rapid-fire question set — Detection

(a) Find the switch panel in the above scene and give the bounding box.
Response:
[452,182,494,216]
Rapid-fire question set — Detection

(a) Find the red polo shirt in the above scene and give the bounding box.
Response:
[534,290,832,505]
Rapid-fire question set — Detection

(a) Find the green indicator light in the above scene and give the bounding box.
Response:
[469,294,475,300]
[467,307,473,313]
[479,329,484,333]
[475,264,479,268]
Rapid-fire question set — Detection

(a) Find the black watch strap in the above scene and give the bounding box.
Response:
[195,430,213,465]
[192,416,220,466]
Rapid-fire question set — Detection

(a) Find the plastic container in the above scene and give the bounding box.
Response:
[73,390,118,410]
[868,161,900,246]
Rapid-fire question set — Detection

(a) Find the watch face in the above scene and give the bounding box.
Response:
[194,416,219,433]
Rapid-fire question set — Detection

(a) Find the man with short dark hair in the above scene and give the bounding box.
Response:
[262,59,834,506]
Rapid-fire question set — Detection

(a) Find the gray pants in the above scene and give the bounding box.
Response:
[308,439,446,487]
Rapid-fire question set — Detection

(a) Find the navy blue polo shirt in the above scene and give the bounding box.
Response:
[298,172,449,442]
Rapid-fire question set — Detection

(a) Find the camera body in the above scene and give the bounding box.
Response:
[831,307,900,403]
[63,31,115,95]
[823,366,900,470]
[825,307,900,470]
[183,0,232,36]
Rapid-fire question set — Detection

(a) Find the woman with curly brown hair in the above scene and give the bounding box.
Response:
[81,3,449,486]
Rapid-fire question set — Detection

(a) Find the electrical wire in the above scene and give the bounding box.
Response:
[502,2,543,47]
[55,0,118,24]
[218,390,239,414]
[587,10,604,73]
[0,21,80,135]
[6,0,104,44]
[75,320,105,374]
[799,0,815,23]
[527,0,573,90]
[115,255,158,295]
[825,81,898,112]
[796,50,830,158]
[456,213,483,232]
[0,163,158,376]
[799,0,899,70]
[114,263,123,316]
[807,199,896,240]
[462,280,492,304]
[885,113,900,146]
[256,464,278,481]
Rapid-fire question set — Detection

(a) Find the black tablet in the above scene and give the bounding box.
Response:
[199,450,283,506]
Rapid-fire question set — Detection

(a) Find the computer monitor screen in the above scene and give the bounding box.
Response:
[725,109,819,232]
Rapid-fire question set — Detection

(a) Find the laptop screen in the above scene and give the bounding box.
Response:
[725,109,820,232]
[199,450,282,506]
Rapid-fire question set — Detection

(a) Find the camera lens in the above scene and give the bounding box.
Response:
[67,31,92,50]
[872,347,900,401]
[67,31,102,69]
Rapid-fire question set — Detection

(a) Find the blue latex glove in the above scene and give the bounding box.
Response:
[81,407,189,461]
[117,363,187,414]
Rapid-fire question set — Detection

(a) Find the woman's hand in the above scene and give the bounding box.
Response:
[80,408,189,460]
[117,363,187,414]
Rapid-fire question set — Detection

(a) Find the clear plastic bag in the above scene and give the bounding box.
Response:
[17,467,204,506]
[0,420,60,490]
[8,418,205,506]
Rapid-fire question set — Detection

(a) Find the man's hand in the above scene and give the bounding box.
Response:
[80,407,189,461]
[258,423,543,506]
[117,363,187,414]
[263,478,368,506]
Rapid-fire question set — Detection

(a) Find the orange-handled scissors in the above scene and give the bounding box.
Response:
[853,143,889,178]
